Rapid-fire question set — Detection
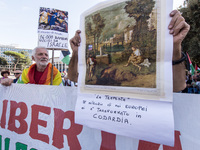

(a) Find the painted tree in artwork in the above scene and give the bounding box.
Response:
[92,13,105,53]
[124,0,156,58]
[86,13,105,55]
[86,22,96,53]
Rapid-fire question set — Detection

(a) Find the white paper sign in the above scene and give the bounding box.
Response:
[38,7,68,50]
[38,31,68,49]
[75,93,174,146]
[75,0,174,146]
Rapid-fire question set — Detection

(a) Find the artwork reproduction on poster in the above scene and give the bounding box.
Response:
[78,0,173,101]
[38,7,69,50]
[75,0,174,146]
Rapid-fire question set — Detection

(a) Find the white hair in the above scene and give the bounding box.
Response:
[32,46,49,57]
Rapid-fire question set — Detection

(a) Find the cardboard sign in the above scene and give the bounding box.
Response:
[38,7,68,50]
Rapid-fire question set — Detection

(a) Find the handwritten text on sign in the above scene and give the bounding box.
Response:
[75,93,174,146]
[38,30,68,49]
[81,95,148,125]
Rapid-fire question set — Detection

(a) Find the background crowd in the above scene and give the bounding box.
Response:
[182,70,200,94]
[1,66,200,93]
[0,69,77,87]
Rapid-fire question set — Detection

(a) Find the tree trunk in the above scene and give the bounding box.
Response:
[14,58,20,71]
[93,34,96,55]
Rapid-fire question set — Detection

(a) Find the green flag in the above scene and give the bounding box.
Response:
[59,51,70,65]
[186,52,195,75]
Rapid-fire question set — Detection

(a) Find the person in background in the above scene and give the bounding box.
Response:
[196,77,200,94]
[13,70,22,83]
[62,74,71,86]
[0,70,11,84]
[62,74,77,87]
[186,75,194,93]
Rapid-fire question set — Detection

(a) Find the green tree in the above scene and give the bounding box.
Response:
[17,51,32,70]
[3,51,25,71]
[179,0,200,66]
[0,57,8,66]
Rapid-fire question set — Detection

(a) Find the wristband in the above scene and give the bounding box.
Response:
[172,52,186,65]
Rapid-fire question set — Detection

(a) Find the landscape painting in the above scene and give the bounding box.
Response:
[84,0,157,88]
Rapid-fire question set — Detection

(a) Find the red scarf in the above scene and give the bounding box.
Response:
[27,63,58,85]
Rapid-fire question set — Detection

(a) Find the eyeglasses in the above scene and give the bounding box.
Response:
[14,73,21,75]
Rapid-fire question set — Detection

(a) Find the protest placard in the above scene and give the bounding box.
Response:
[38,7,68,50]
[75,0,174,146]
[78,0,173,101]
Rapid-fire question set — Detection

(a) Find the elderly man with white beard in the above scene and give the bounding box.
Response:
[1,31,80,86]
[16,47,63,85]
[1,47,62,86]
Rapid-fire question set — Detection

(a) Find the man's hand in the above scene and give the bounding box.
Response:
[169,10,190,92]
[68,30,81,82]
[70,30,81,52]
[1,78,13,86]
[168,10,190,60]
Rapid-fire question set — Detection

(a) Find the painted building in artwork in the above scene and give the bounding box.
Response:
[86,26,134,53]
[85,7,157,56]
[147,7,157,31]
[124,25,134,44]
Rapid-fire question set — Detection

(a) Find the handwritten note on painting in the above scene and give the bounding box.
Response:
[75,93,174,146]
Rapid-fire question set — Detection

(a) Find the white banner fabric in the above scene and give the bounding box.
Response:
[0,84,199,150]
[75,93,174,146]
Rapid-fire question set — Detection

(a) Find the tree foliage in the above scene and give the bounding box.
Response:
[17,51,32,70]
[3,51,25,70]
[92,13,106,39]
[0,57,8,66]
[124,0,155,21]
[85,13,105,54]
[179,0,200,66]
[124,0,156,60]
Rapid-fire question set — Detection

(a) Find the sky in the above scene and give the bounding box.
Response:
[0,0,185,57]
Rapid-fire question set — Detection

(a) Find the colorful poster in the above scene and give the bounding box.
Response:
[38,7,68,50]
[78,0,173,101]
